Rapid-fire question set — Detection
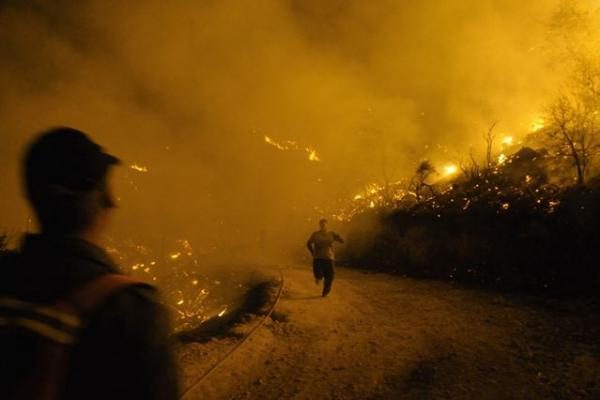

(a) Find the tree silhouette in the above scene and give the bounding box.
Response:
[545,57,600,184]
[410,160,436,201]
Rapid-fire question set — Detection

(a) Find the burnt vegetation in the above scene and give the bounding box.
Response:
[340,61,600,296]
[341,173,600,294]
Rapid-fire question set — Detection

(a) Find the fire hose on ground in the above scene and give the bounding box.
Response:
[179,267,285,399]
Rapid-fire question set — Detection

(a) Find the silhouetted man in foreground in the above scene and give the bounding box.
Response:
[307,219,344,297]
[0,128,179,399]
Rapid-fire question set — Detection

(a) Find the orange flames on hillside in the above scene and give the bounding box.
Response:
[264,135,321,162]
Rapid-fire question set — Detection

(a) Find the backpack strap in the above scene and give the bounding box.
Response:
[15,273,151,400]
[0,297,80,345]
[55,273,153,316]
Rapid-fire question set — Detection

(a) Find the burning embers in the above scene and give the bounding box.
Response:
[442,164,458,177]
[106,238,244,332]
[264,135,321,162]
[331,115,561,222]
[129,164,149,173]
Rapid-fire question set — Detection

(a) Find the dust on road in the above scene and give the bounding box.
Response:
[179,266,599,400]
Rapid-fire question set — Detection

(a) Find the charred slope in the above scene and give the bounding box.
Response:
[340,178,600,295]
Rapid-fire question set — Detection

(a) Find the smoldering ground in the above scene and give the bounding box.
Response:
[0,0,597,259]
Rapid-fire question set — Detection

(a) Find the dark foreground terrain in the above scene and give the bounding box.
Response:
[177,266,599,400]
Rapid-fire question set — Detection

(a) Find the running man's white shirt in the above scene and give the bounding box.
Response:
[307,231,343,260]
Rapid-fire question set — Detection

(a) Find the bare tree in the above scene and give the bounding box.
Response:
[459,149,481,180]
[574,54,600,105]
[484,121,498,171]
[548,0,593,64]
[410,160,436,201]
[457,122,496,181]
[545,57,600,184]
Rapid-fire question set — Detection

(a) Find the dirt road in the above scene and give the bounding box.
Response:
[179,266,599,400]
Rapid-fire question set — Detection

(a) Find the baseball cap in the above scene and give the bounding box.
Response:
[24,127,121,197]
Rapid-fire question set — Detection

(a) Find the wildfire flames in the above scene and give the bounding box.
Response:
[530,118,545,132]
[501,136,514,146]
[443,164,458,177]
[264,135,321,162]
[105,238,253,332]
[328,112,571,223]
[129,164,149,173]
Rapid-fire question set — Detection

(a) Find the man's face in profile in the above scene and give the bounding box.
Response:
[93,177,118,241]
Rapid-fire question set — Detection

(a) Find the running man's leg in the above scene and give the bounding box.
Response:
[313,259,324,282]
[322,260,335,297]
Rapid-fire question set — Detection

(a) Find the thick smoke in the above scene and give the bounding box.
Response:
[0,0,596,260]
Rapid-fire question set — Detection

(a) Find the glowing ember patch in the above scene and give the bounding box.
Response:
[501,136,514,146]
[170,252,181,260]
[502,203,510,210]
[179,239,193,256]
[218,308,227,317]
[177,299,184,305]
[307,149,320,162]
[264,135,321,162]
[130,164,148,173]
[531,118,545,132]
[498,154,508,165]
[264,136,288,150]
[369,201,375,208]
[443,165,458,176]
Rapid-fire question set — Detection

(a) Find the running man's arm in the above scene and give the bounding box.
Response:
[333,233,344,244]
[306,234,315,256]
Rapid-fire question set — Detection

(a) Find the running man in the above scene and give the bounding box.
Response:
[306,219,344,297]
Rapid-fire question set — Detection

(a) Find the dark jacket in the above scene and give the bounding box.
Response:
[0,234,179,400]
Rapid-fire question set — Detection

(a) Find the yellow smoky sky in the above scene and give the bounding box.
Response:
[0,0,598,259]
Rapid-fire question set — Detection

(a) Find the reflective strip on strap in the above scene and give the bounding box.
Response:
[0,317,76,345]
[0,275,150,347]
[0,297,80,328]
[0,297,81,345]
